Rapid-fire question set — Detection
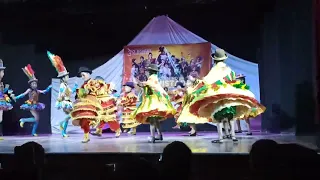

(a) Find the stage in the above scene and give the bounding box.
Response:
[0,132,317,154]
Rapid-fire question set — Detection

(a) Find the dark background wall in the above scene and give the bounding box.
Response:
[259,0,316,134]
[0,0,317,134]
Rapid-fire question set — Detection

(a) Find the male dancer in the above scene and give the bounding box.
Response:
[70,67,101,143]
[90,76,121,138]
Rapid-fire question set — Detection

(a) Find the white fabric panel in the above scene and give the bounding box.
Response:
[51,15,259,133]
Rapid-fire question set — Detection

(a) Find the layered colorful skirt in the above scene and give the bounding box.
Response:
[188,80,265,122]
[56,100,73,113]
[134,86,176,124]
[98,96,118,123]
[0,94,13,111]
[20,100,45,111]
[176,100,212,124]
[70,95,102,126]
[122,106,141,128]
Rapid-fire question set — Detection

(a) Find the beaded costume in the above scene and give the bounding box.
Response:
[47,51,75,137]
[0,59,14,140]
[15,64,51,136]
[90,77,121,138]
[188,49,265,142]
[120,82,140,133]
[133,64,176,143]
[70,67,102,143]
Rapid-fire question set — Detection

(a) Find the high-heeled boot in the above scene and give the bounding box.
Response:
[128,127,136,135]
[19,117,36,128]
[91,128,103,136]
[115,128,121,138]
[31,121,39,136]
[82,133,90,143]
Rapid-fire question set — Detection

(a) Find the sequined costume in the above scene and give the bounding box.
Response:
[15,64,52,136]
[188,49,265,142]
[134,74,176,123]
[120,90,140,129]
[0,82,13,111]
[0,59,14,140]
[90,78,121,138]
[47,51,75,137]
[70,77,102,143]
[133,64,176,143]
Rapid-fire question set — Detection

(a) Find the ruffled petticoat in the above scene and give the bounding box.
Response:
[97,96,118,122]
[70,95,102,126]
[0,100,13,111]
[56,100,73,113]
[0,94,13,111]
[134,86,176,124]
[189,81,266,122]
[20,100,45,111]
[122,106,141,128]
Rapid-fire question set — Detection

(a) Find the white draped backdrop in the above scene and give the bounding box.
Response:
[50,15,260,134]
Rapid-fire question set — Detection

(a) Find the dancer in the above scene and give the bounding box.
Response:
[0,59,14,140]
[118,82,140,135]
[133,64,176,143]
[169,82,186,129]
[70,67,102,143]
[234,74,253,135]
[47,51,75,137]
[176,75,212,136]
[90,76,121,138]
[15,64,52,136]
[188,49,265,143]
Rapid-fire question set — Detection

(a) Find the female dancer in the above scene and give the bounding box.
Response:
[118,82,140,135]
[70,67,102,143]
[90,76,121,138]
[169,82,186,129]
[15,64,52,136]
[0,59,14,140]
[133,64,176,143]
[188,49,265,143]
[176,75,212,136]
[47,51,75,137]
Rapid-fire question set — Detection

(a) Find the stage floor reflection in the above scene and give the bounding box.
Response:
[0,132,317,154]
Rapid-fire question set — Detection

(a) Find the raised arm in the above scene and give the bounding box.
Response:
[38,85,52,94]
[15,88,31,100]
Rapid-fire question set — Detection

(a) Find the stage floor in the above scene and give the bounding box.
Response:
[0,132,317,154]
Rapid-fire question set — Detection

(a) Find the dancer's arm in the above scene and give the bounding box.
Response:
[15,89,31,100]
[38,85,52,94]
[3,84,10,93]
[71,84,78,94]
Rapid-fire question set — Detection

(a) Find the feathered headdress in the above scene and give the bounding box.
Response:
[47,51,69,78]
[22,64,38,83]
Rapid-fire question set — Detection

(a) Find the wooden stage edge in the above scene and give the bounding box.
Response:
[0,132,318,155]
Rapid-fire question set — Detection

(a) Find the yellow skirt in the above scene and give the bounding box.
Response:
[122,107,141,128]
[177,103,212,124]
[189,84,266,121]
[134,93,176,124]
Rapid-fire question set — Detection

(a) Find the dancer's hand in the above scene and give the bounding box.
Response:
[5,84,9,89]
